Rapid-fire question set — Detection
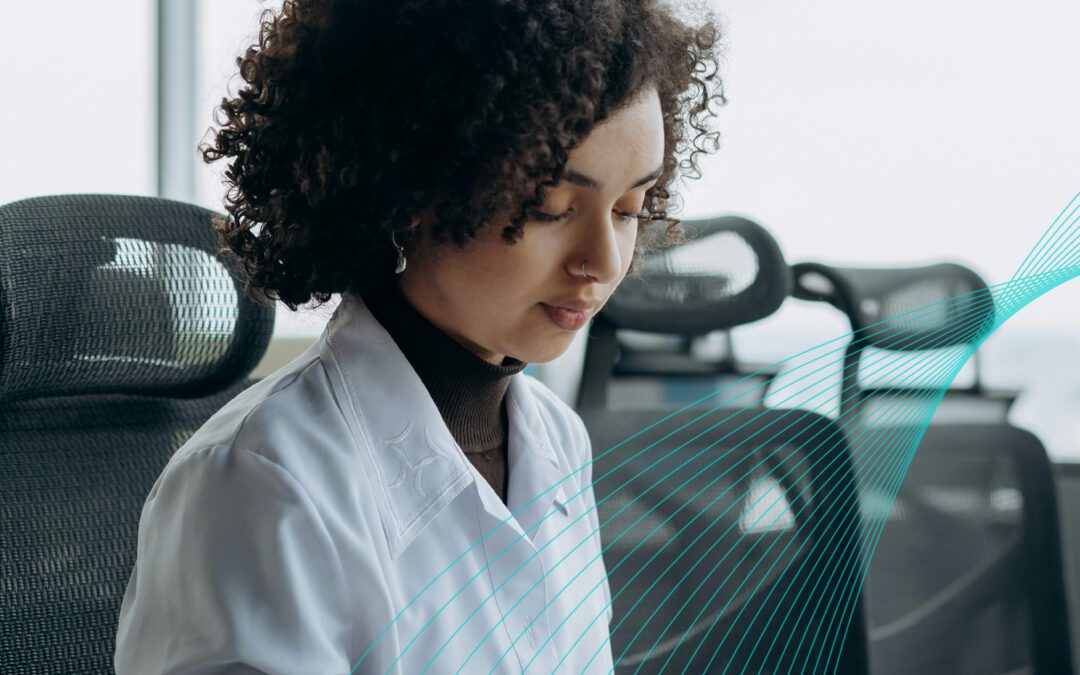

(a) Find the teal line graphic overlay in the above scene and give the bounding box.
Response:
[348,191,1080,673]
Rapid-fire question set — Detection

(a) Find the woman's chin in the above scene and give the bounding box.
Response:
[515,334,577,365]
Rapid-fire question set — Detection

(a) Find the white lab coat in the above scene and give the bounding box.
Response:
[114,290,615,674]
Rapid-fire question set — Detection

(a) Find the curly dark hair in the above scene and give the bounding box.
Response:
[200,0,726,310]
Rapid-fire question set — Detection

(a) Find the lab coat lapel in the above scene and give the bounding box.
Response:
[324,291,571,558]
[467,374,572,674]
[323,292,474,560]
[502,374,570,541]
[434,362,570,545]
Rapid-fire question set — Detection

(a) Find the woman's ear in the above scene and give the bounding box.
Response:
[411,205,438,231]
[404,212,431,252]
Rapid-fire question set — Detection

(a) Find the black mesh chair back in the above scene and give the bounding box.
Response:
[862,424,1073,674]
[791,261,1015,423]
[579,216,870,674]
[0,194,275,673]
[790,259,1074,674]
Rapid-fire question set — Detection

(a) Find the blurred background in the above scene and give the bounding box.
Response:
[3,0,1077,461]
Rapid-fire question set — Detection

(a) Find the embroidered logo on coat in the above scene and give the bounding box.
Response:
[383,421,453,498]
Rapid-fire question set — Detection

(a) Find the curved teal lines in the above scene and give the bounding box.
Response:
[353,191,1080,674]
[559,283,1005,671]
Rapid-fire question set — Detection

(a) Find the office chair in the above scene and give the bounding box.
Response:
[791,260,1074,674]
[577,216,871,674]
[0,194,274,673]
[791,261,1018,424]
[577,215,789,413]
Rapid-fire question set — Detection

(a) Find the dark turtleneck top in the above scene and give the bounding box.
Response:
[361,278,527,503]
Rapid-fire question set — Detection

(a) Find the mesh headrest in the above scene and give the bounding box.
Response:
[601,215,791,335]
[0,194,274,403]
[791,261,995,351]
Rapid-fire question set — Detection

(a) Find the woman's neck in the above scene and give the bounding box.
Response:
[361,278,527,452]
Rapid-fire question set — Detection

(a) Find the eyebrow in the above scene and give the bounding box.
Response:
[561,164,664,192]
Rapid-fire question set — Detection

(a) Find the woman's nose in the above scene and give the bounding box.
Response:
[571,213,624,284]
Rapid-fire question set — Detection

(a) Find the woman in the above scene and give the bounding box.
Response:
[115,0,724,672]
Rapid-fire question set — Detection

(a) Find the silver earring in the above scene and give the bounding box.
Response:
[392,230,407,274]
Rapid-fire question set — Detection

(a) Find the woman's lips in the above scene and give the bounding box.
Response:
[541,303,591,330]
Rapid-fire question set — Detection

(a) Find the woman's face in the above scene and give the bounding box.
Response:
[400,85,665,365]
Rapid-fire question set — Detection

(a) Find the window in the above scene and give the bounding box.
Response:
[0,2,154,205]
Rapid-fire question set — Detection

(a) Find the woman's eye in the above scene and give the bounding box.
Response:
[527,207,572,223]
[615,209,648,224]
[526,207,647,224]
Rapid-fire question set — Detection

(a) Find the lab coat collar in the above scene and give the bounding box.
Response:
[323,291,568,559]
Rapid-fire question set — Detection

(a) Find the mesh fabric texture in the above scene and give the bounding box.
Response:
[0,193,275,674]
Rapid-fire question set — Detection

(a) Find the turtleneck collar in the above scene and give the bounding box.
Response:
[360,277,528,453]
